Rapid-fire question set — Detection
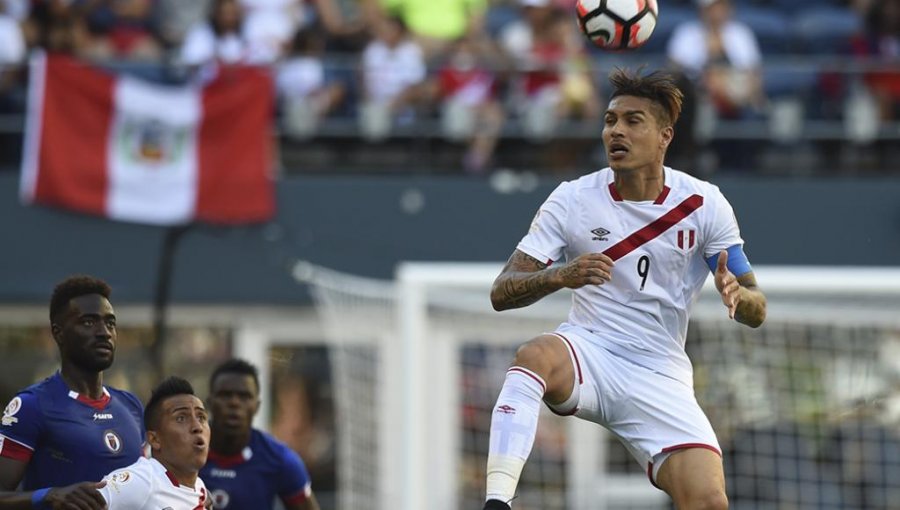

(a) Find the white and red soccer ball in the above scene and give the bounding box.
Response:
[576,0,658,50]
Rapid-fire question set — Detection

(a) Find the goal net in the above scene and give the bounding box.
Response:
[293,261,900,510]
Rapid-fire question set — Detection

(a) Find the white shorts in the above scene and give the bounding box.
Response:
[546,323,721,487]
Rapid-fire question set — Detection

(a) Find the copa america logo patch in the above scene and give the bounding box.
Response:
[1,397,21,426]
[110,471,131,484]
[104,430,123,453]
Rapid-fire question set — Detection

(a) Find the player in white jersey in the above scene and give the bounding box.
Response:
[99,377,210,510]
[483,68,767,510]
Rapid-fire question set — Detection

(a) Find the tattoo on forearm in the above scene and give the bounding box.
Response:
[492,252,557,310]
[499,270,556,308]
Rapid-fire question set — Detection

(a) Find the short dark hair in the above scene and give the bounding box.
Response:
[49,275,112,323]
[144,376,196,431]
[209,359,259,394]
[608,68,684,127]
[383,14,408,33]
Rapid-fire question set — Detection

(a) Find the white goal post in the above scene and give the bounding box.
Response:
[394,263,623,510]
[393,263,900,510]
[242,262,900,510]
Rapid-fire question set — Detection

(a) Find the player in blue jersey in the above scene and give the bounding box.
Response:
[201,359,320,510]
[0,275,145,509]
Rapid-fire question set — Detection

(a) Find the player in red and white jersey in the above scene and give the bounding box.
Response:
[517,165,743,388]
[483,68,767,510]
[99,377,210,510]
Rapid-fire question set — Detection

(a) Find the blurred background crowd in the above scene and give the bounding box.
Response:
[0,0,898,176]
[1,2,899,507]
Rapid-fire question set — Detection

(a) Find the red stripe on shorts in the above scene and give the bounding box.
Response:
[647,443,722,488]
[661,443,722,456]
[553,333,583,385]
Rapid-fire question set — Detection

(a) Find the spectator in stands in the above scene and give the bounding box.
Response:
[667,0,765,120]
[499,2,599,141]
[237,0,372,58]
[277,27,346,139]
[307,0,378,51]
[239,0,301,61]
[359,15,427,140]
[155,0,211,50]
[851,0,900,121]
[377,0,488,57]
[425,34,505,174]
[548,9,600,124]
[0,3,25,63]
[1,0,27,21]
[25,0,83,54]
[181,0,258,65]
[92,0,161,60]
[498,0,554,76]
[0,0,25,111]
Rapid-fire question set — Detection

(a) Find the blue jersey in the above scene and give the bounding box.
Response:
[201,429,312,509]
[0,372,145,490]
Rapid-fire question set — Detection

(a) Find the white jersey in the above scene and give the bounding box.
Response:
[99,457,209,510]
[517,167,743,384]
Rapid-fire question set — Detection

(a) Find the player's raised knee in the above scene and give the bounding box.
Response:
[688,489,728,510]
[512,336,570,383]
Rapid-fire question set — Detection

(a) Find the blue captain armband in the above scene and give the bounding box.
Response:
[31,488,50,510]
[706,245,753,276]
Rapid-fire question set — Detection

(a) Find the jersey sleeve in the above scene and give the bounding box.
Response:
[98,465,152,510]
[701,186,745,259]
[0,392,43,462]
[276,445,313,506]
[120,390,147,445]
[516,181,572,264]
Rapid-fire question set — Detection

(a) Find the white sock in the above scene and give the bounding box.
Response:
[485,367,546,505]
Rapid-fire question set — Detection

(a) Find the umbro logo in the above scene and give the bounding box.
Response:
[591,227,610,241]
[496,405,516,415]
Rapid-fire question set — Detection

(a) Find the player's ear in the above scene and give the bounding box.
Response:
[50,323,62,344]
[146,430,162,451]
[660,125,674,149]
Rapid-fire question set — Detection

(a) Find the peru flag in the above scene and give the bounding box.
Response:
[20,53,275,225]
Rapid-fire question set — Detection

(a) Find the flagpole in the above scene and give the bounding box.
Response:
[151,224,191,382]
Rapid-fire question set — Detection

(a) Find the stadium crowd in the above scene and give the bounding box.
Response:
[0,0,897,174]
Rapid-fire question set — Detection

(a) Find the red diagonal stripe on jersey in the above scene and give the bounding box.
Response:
[603,195,704,261]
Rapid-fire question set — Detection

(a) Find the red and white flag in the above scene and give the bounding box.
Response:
[20,53,275,225]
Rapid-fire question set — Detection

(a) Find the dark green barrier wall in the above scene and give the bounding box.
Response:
[1,173,898,304]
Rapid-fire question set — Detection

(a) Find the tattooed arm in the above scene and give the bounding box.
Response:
[713,250,767,328]
[490,250,615,311]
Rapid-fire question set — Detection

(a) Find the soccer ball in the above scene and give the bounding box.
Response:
[576,0,658,50]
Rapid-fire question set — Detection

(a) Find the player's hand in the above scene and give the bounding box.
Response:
[714,250,741,319]
[45,480,107,510]
[555,253,614,289]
